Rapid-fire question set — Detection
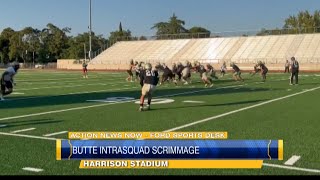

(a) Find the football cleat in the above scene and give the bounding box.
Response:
[139,106,144,112]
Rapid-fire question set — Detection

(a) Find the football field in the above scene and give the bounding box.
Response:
[0,70,319,175]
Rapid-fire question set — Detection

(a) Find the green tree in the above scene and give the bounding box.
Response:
[0,28,15,63]
[41,23,70,61]
[189,26,211,38]
[108,22,132,44]
[283,10,320,34]
[62,32,108,59]
[151,13,188,38]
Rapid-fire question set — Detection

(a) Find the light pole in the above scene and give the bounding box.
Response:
[89,0,92,61]
[84,43,87,61]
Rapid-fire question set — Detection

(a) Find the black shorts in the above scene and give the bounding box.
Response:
[127,70,133,76]
[262,69,268,75]
[1,80,13,90]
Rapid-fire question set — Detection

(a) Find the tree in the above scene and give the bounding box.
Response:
[108,22,132,45]
[283,10,320,34]
[0,28,15,63]
[62,32,108,59]
[41,23,70,61]
[189,26,211,38]
[151,13,188,38]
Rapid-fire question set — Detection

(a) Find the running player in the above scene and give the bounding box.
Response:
[139,63,159,111]
[220,61,227,77]
[230,62,244,82]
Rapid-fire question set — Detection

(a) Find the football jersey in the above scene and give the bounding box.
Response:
[2,67,16,81]
[140,70,159,86]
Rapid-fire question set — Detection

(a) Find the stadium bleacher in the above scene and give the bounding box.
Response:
[58,34,320,71]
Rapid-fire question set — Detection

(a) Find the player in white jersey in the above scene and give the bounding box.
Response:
[1,63,20,101]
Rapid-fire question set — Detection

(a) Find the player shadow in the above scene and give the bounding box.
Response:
[0,86,272,110]
[0,118,63,128]
[149,99,267,111]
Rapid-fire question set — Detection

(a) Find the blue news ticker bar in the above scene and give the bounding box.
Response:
[59,140,282,160]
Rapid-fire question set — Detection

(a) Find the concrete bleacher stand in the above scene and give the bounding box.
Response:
[57,34,320,72]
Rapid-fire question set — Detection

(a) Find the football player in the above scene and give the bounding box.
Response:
[1,63,20,101]
[258,61,268,82]
[220,61,227,77]
[230,62,244,82]
[82,61,88,78]
[160,63,176,85]
[249,63,261,76]
[139,63,159,111]
[126,59,134,82]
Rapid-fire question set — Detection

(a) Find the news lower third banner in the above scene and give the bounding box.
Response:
[57,132,283,169]
[57,140,283,161]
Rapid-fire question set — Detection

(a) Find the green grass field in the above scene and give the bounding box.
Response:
[0,70,319,175]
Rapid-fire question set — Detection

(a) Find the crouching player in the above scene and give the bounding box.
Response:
[139,63,159,112]
[1,63,20,101]
[258,61,268,82]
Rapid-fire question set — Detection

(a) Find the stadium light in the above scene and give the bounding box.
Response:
[89,0,92,61]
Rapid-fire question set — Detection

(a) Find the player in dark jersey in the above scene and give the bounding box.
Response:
[258,61,268,82]
[160,63,176,85]
[1,63,20,101]
[220,62,227,77]
[82,61,88,78]
[230,62,244,82]
[171,62,178,81]
[139,63,159,111]
[250,63,261,76]
[134,61,141,82]
[290,57,299,85]
[176,62,184,82]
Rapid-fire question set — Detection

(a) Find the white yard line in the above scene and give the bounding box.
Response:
[0,132,57,141]
[16,81,132,91]
[12,92,25,95]
[5,87,134,101]
[22,167,44,172]
[263,163,320,173]
[43,131,68,137]
[163,86,320,132]
[284,155,301,166]
[11,128,36,134]
[0,85,243,121]
[183,101,205,103]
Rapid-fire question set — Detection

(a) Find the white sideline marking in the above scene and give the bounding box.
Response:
[6,87,133,101]
[12,92,25,95]
[0,125,7,128]
[0,84,243,122]
[0,101,132,122]
[43,131,68,137]
[183,100,205,104]
[284,155,301,166]
[11,128,36,134]
[22,167,44,172]
[263,163,320,173]
[16,81,129,91]
[0,132,57,141]
[164,86,320,132]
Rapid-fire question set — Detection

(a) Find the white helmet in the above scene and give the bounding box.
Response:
[145,63,152,70]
